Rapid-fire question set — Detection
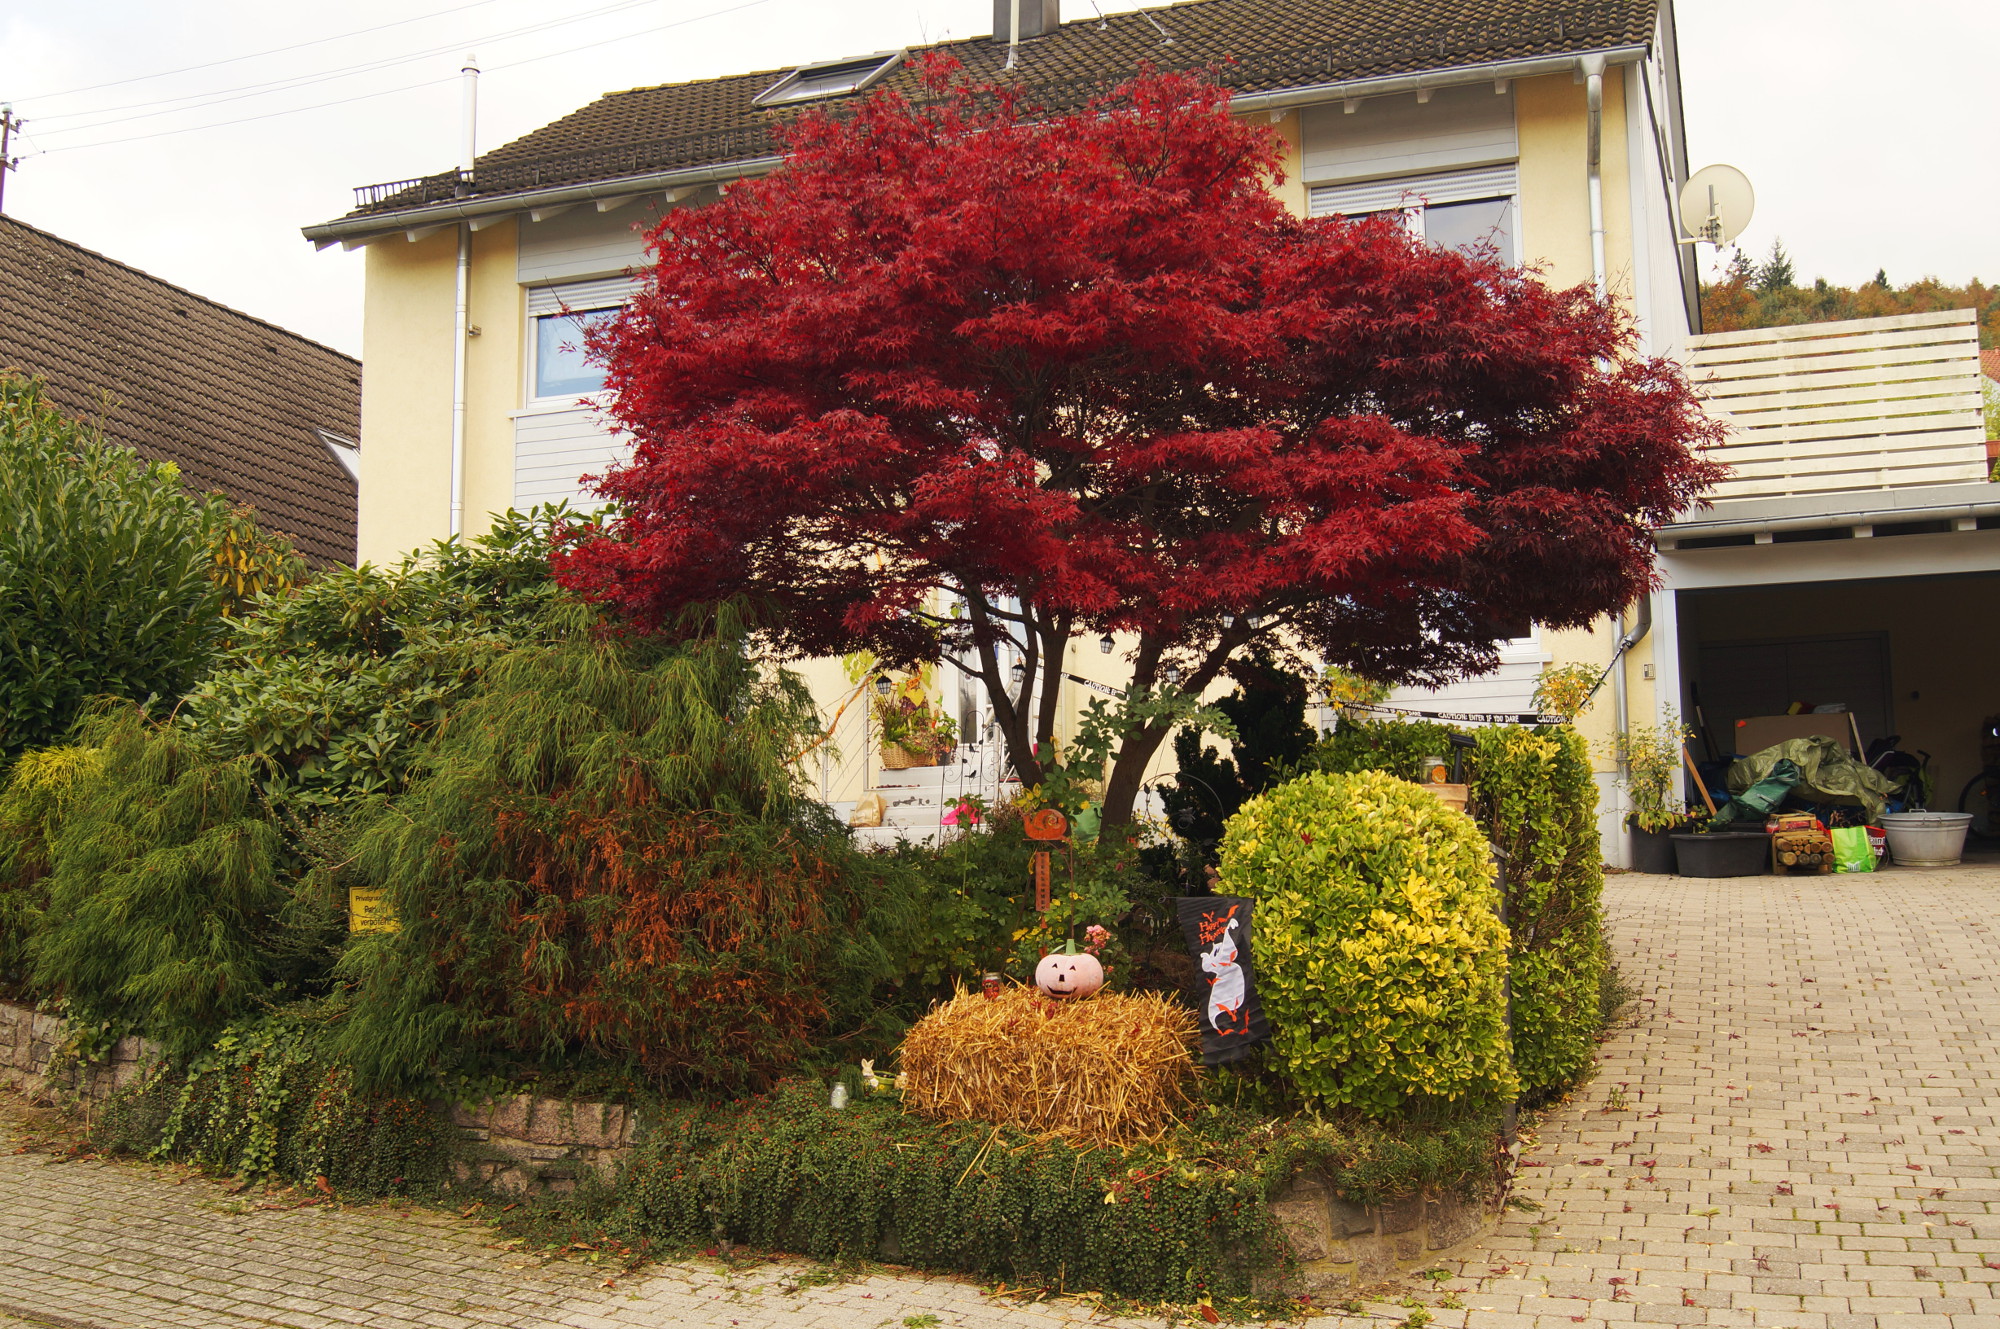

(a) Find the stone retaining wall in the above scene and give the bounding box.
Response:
[0,1000,634,1194]
[1263,1174,1500,1294]
[0,1000,154,1104]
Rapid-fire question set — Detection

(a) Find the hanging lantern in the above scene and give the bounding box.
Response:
[1098,633,1114,654]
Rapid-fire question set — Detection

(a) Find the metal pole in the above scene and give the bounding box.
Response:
[0,106,20,214]
[448,56,479,539]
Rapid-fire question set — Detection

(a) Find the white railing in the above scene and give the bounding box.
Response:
[1684,309,1987,500]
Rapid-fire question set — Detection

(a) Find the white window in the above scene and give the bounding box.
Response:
[525,276,637,404]
[1310,164,1519,265]
[753,52,903,107]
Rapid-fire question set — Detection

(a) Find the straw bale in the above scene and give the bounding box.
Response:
[897,984,1200,1147]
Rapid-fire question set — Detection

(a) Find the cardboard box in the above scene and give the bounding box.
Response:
[1733,714,1854,757]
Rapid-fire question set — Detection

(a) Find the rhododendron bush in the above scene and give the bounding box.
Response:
[557,63,1724,825]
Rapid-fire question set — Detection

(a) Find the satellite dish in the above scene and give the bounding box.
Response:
[1678,164,1755,245]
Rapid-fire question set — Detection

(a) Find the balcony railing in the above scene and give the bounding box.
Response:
[1684,309,1988,501]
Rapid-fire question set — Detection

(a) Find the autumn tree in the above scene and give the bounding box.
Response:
[556,66,1724,827]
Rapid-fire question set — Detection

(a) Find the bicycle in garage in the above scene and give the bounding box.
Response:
[1957,713,2000,839]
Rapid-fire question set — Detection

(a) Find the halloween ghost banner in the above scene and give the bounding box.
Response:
[1175,896,1270,1066]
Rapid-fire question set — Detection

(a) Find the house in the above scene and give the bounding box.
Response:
[0,216,361,567]
[303,0,1707,842]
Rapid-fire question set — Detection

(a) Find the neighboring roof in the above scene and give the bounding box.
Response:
[0,216,360,566]
[1981,347,2000,384]
[327,0,1659,226]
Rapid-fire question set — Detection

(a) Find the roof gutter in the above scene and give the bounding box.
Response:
[302,154,784,248]
[1226,44,1649,115]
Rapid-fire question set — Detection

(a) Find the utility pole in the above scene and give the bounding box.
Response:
[0,106,21,215]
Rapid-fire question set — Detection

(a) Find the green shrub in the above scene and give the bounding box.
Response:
[884,799,1146,993]
[1219,770,1517,1118]
[1468,725,1606,1101]
[1309,719,1611,1103]
[182,508,568,812]
[27,710,290,1056]
[0,376,226,761]
[331,613,915,1095]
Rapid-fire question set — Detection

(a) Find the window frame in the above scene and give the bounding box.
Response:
[527,304,620,405]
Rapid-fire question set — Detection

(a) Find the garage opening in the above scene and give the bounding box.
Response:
[1676,571,2000,829]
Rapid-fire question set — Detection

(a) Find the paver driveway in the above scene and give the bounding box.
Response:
[1432,863,2000,1329]
[1,867,1996,1328]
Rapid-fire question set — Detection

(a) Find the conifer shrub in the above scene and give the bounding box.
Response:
[28,710,288,1057]
[332,615,914,1095]
[0,744,101,986]
[1218,770,1517,1118]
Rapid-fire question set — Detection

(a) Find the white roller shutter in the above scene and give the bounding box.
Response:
[1310,163,1519,218]
[526,274,640,316]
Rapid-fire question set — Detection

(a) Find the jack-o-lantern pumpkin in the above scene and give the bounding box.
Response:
[1035,949,1104,1000]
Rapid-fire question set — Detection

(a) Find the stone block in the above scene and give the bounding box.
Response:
[1426,1194,1486,1250]
[1330,1196,1377,1237]
[1270,1198,1330,1262]
[485,1095,534,1141]
[1379,1194,1424,1234]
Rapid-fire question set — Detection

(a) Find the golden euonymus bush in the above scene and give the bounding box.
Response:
[1219,769,1516,1117]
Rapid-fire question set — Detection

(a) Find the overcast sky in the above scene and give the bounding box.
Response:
[2,0,1992,356]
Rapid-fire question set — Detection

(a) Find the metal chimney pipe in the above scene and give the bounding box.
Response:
[449,54,480,539]
[993,0,1059,44]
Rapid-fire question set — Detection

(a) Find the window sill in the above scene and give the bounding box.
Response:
[510,395,609,419]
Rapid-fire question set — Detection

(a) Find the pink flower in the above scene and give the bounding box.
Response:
[1084,924,1112,955]
[942,799,982,827]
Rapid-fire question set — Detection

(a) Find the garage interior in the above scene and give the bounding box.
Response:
[1675,570,2000,824]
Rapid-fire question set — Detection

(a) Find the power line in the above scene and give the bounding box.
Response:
[32,0,671,137]
[10,0,516,103]
[31,0,778,158]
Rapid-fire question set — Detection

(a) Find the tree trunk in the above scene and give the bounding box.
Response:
[1099,720,1178,829]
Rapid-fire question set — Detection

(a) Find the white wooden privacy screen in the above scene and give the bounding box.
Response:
[1684,309,1987,500]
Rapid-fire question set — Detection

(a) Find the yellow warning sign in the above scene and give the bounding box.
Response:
[347,887,399,933]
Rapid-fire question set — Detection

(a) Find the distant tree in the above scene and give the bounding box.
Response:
[0,376,232,761]
[559,66,1726,826]
[1703,253,1997,349]
[1756,239,1797,292]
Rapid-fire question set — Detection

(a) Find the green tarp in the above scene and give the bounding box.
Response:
[1724,736,1897,823]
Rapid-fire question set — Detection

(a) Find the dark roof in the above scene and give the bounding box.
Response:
[0,215,360,566]
[341,0,1658,219]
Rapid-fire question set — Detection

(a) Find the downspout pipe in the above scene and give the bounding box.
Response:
[1581,52,1608,299]
[449,55,478,539]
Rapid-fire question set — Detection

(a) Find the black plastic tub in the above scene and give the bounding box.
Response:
[1671,831,1769,878]
[1629,826,1678,875]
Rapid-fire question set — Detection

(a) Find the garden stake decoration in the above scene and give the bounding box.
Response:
[1175,897,1270,1066]
[1022,807,1067,912]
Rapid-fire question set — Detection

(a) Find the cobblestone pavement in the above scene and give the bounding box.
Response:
[2,866,1997,1328]
[1431,863,2000,1329]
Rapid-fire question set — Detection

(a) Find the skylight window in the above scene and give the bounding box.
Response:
[753,51,904,107]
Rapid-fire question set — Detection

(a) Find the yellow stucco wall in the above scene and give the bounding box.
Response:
[1517,68,1661,773]
[355,219,521,566]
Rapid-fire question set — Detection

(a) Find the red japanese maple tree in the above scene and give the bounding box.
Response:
[557,65,1724,827]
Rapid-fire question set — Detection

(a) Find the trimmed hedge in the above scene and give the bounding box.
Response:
[1218,770,1517,1118]
[1307,719,1607,1103]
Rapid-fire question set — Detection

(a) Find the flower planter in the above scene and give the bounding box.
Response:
[881,742,950,771]
[1629,825,1679,875]
[1671,831,1769,878]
